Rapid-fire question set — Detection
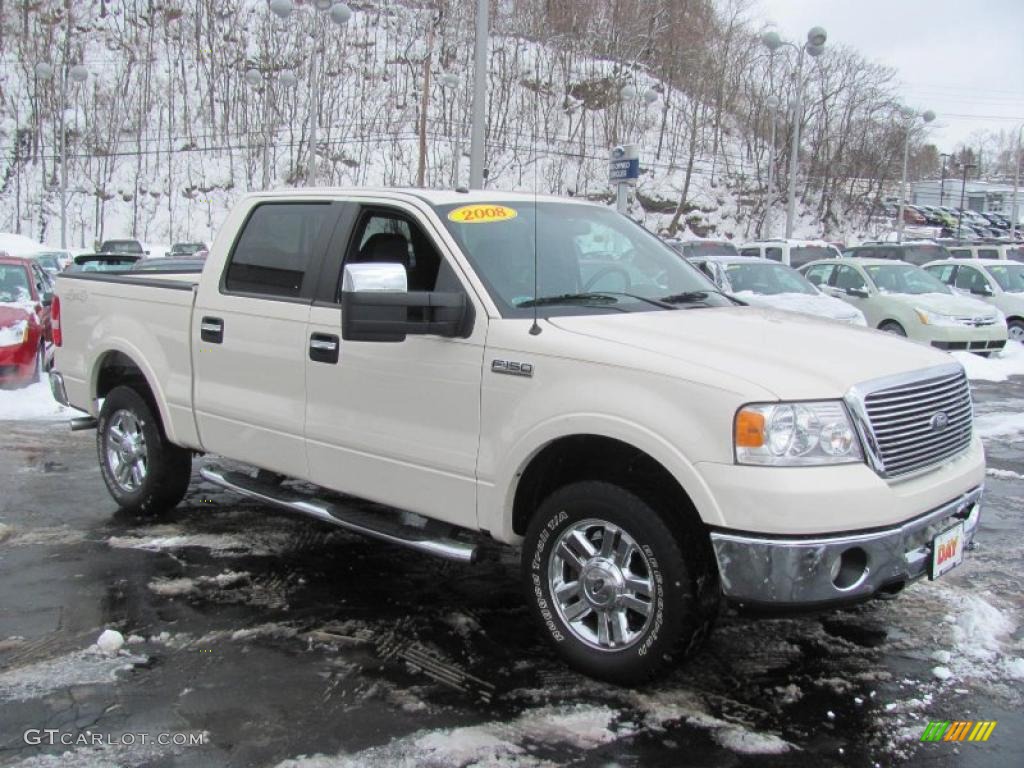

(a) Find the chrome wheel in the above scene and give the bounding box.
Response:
[548,518,656,651]
[1010,323,1024,342]
[105,409,148,492]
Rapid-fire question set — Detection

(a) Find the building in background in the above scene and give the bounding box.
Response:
[912,180,1022,220]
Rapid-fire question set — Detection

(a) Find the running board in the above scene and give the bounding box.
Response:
[199,466,478,563]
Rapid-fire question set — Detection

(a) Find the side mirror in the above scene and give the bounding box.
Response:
[971,285,993,297]
[847,287,869,298]
[41,291,53,307]
[341,263,471,343]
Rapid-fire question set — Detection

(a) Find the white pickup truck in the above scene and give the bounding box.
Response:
[51,189,985,684]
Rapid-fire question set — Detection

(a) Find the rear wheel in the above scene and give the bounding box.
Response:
[97,385,192,515]
[522,481,719,685]
[1009,319,1024,343]
[879,320,906,336]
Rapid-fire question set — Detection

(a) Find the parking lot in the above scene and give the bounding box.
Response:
[0,374,1021,767]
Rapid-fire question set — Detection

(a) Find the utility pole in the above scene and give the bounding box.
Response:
[956,163,977,240]
[468,0,488,189]
[1012,126,1022,241]
[938,153,951,207]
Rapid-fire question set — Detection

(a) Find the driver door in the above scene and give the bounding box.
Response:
[304,201,486,530]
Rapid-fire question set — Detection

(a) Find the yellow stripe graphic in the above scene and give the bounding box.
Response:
[980,721,997,741]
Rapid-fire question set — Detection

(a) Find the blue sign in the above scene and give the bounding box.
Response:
[608,144,640,183]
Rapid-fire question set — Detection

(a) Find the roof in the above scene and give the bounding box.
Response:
[740,239,837,248]
[928,258,1016,267]
[0,255,33,266]
[240,187,599,208]
[688,254,763,264]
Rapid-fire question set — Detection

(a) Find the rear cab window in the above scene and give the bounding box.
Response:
[224,202,333,298]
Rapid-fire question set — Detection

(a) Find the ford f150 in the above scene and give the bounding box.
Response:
[50,189,985,684]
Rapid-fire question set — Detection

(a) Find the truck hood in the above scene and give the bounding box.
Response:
[881,291,999,318]
[733,291,865,325]
[547,306,953,400]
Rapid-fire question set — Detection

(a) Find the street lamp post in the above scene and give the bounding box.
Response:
[439,72,461,185]
[938,152,951,208]
[762,26,827,239]
[763,94,780,238]
[1012,125,1022,241]
[268,0,351,186]
[957,163,977,240]
[35,61,89,249]
[896,108,936,243]
[468,0,488,189]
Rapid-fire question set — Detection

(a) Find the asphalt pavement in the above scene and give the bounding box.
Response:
[0,379,1022,767]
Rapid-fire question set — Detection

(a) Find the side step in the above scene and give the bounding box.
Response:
[199,466,478,563]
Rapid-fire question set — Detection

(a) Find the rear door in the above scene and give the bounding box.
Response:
[303,199,486,530]
[192,200,339,479]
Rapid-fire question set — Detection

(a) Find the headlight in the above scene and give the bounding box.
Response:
[0,320,29,347]
[735,401,864,466]
[914,308,961,327]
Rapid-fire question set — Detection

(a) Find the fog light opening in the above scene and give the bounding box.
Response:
[831,547,869,591]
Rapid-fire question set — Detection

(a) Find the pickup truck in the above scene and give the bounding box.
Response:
[50,189,985,685]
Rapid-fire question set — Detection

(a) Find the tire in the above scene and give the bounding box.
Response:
[878,320,906,336]
[1009,319,1024,344]
[522,481,719,685]
[97,385,192,515]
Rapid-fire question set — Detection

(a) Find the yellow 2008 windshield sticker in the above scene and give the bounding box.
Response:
[447,204,518,223]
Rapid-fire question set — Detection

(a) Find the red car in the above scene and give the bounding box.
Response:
[0,254,54,386]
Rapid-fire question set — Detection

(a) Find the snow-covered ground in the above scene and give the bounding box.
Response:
[0,380,72,421]
[953,339,1024,382]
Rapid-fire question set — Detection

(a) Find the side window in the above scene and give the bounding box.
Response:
[978,249,998,259]
[803,264,834,287]
[740,247,760,257]
[948,249,969,259]
[928,265,956,285]
[765,247,782,262]
[954,267,989,293]
[342,209,448,294]
[834,265,868,292]
[31,264,49,294]
[853,248,874,259]
[225,203,331,297]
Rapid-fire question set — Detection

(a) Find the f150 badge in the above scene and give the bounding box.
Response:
[492,359,534,377]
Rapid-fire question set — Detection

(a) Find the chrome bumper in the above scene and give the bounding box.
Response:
[49,370,69,406]
[709,486,982,608]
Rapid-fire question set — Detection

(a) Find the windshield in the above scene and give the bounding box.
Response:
[864,264,951,295]
[679,242,739,258]
[101,240,143,253]
[33,255,61,270]
[902,244,952,265]
[171,243,204,255]
[789,246,837,268]
[0,264,31,303]
[724,262,818,296]
[986,264,1024,292]
[1006,247,1024,263]
[435,201,731,316]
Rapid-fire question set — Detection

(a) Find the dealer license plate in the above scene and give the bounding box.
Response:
[930,522,965,580]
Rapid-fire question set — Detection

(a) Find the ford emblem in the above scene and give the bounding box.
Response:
[930,411,950,431]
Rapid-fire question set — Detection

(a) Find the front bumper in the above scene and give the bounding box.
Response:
[0,342,36,383]
[923,323,1007,354]
[709,485,982,608]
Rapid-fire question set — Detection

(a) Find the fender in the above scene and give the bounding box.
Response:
[481,412,726,544]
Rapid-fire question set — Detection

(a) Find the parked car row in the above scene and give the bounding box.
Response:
[882,205,1021,242]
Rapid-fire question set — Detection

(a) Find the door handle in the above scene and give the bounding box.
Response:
[201,317,224,343]
[309,332,340,364]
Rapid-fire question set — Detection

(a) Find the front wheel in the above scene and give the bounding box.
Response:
[1008,319,1024,343]
[97,385,192,515]
[879,320,907,336]
[522,481,719,685]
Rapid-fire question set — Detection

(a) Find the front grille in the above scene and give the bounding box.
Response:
[862,368,973,477]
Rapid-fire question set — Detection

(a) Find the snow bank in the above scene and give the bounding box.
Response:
[953,340,1024,382]
[0,380,72,421]
[0,646,145,701]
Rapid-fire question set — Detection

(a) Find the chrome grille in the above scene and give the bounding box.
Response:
[859,367,973,478]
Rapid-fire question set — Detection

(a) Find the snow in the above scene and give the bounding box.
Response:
[973,411,1024,439]
[95,629,125,655]
[107,529,290,556]
[733,290,865,324]
[953,340,1024,382]
[948,594,1016,664]
[0,647,146,701]
[0,380,73,420]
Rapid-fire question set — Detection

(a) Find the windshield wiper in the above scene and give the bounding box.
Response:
[516,292,620,308]
[587,291,678,309]
[659,290,711,304]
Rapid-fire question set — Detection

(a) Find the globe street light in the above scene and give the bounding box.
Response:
[896,108,936,243]
[761,25,828,238]
[268,0,351,185]
[439,73,463,185]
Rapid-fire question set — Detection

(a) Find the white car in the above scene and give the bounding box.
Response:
[923,258,1024,342]
[738,239,841,268]
[687,255,866,325]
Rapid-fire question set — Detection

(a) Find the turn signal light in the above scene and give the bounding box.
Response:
[735,409,766,448]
